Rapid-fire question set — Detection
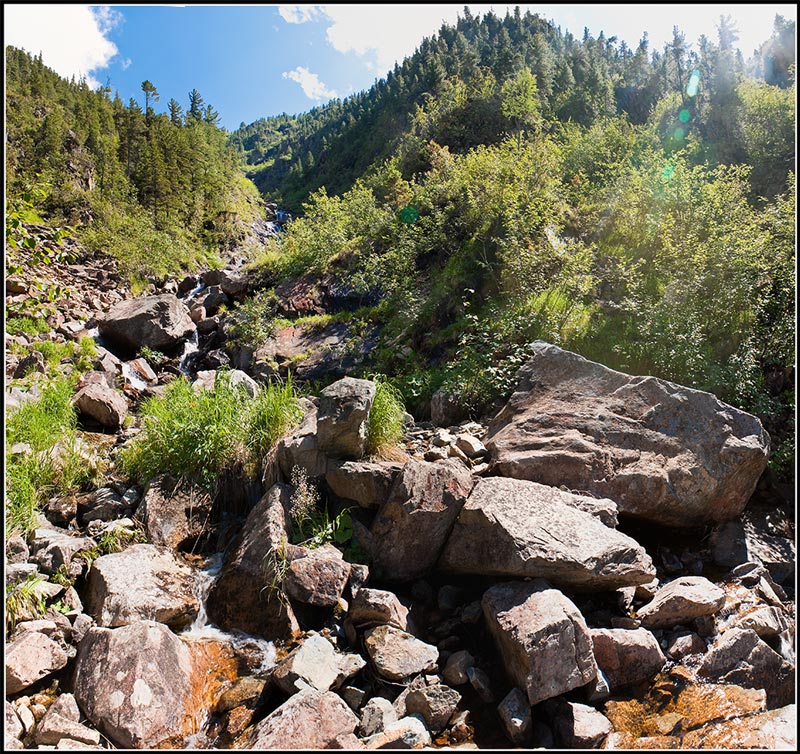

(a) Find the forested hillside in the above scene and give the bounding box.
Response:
[6,46,264,283]
[230,10,795,477]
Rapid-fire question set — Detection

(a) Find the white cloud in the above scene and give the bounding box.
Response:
[278,5,325,24]
[121,57,132,71]
[4,4,122,88]
[282,66,338,101]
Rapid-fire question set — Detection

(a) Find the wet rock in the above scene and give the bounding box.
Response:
[247,688,358,749]
[73,382,128,429]
[359,697,398,737]
[202,285,229,314]
[637,576,726,629]
[482,579,598,706]
[216,677,266,714]
[551,700,612,748]
[271,633,341,694]
[698,628,795,708]
[590,628,666,690]
[206,483,300,640]
[405,684,461,734]
[86,543,198,628]
[317,377,376,460]
[5,631,68,694]
[370,459,474,582]
[731,605,792,638]
[679,702,796,749]
[364,625,439,681]
[362,714,431,749]
[485,342,769,528]
[126,357,157,385]
[325,460,403,508]
[284,543,351,607]
[498,688,532,745]
[439,477,652,589]
[73,621,234,748]
[98,294,195,352]
[136,475,213,552]
[349,588,410,630]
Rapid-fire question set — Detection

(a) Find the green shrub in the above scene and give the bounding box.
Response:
[119,372,301,493]
[366,378,406,456]
[6,316,49,337]
[6,574,47,634]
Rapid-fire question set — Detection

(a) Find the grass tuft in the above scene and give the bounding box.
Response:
[366,377,406,457]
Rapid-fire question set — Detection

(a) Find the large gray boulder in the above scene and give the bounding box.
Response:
[283,543,351,608]
[485,342,770,528]
[370,459,474,582]
[98,294,195,352]
[482,580,598,707]
[206,484,299,640]
[439,477,654,589]
[316,377,376,460]
[325,459,403,508]
[85,543,198,629]
[364,625,439,681]
[73,620,233,748]
[247,688,358,749]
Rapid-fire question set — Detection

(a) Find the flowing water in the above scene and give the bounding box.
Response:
[178,331,200,377]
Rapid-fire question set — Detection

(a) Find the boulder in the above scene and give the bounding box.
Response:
[98,294,195,352]
[85,543,198,629]
[6,631,68,694]
[325,460,403,508]
[247,688,358,749]
[711,508,795,584]
[370,459,475,582]
[284,543,351,608]
[349,588,410,630]
[72,383,128,429]
[482,580,598,707]
[443,650,475,686]
[698,628,795,708]
[439,477,653,589]
[680,703,796,749]
[29,528,95,576]
[637,576,726,629]
[431,388,465,427]
[551,700,612,748]
[192,368,259,398]
[206,484,299,640]
[5,701,24,741]
[273,400,328,481]
[364,625,439,681]
[34,713,101,746]
[271,633,341,694]
[73,621,235,748]
[316,377,376,460]
[405,684,461,734]
[485,342,770,528]
[136,475,213,552]
[590,628,666,690]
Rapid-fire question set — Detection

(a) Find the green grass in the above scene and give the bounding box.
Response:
[366,377,406,457]
[5,375,97,537]
[6,574,48,634]
[119,371,302,493]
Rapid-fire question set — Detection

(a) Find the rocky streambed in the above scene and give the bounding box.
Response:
[5,259,797,750]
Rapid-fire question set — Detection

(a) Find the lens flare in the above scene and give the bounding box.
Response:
[678,109,691,123]
[674,127,685,140]
[686,70,701,97]
[399,206,419,224]
[661,163,675,180]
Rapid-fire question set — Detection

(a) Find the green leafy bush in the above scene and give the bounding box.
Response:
[119,372,302,493]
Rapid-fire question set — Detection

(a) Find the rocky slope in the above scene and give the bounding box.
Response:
[4,248,796,750]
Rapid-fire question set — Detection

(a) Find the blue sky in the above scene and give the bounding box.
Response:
[5,4,797,131]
